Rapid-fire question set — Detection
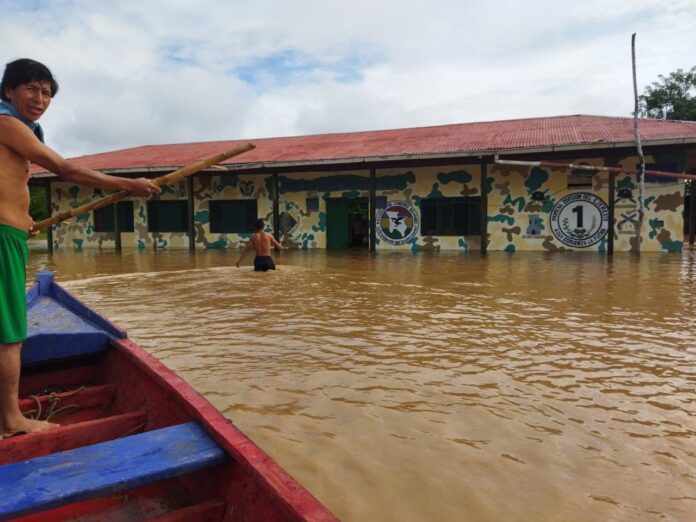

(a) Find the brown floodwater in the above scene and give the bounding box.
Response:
[26,245,696,522]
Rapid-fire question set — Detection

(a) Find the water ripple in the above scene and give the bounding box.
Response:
[28,249,696,522]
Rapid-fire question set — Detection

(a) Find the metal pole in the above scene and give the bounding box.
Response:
[369,166,377,252]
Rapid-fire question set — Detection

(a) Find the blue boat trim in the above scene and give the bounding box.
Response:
[0,421,226,519]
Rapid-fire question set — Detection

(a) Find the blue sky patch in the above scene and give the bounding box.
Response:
[235,48,370,88]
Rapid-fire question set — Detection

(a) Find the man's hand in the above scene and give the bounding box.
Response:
[129,178,161,197]
[28,221,40,237]
[235,261,241,268]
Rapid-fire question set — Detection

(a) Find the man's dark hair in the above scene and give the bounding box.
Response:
[1,58,59,101]
[254,219,265,230]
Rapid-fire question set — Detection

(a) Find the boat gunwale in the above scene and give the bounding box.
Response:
[21,272,338,521]
[110,336,339,522]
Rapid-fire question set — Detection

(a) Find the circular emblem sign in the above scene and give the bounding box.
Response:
[551,193,609,248]
[376,201,419,245]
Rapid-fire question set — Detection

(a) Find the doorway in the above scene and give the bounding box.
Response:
[327,197,369,249]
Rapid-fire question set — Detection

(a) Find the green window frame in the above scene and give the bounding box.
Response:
[93,201,135,232]
[147,201,188,232]
[420,197,482,236]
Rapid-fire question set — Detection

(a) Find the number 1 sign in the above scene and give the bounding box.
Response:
[550,193,610,248]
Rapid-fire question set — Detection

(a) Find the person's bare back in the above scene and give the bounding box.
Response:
[249,231,275,256]
[236,219,282,271]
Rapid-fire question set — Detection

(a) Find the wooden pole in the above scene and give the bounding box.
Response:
[689,182,696,246]
[608,171,616,256]
[273,173,280,243]
[45,183,53,253]
[369,166,376,252]
[187,176,195,252]
[113,202,121,252]
[494,159,696,181]
[480,158,488,255]
[34,143,255,231]
[632,33,645,251]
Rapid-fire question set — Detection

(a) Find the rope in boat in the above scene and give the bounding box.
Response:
[25,386,86,422]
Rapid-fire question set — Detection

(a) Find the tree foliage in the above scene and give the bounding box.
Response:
[29,186,48,221]
[638,66,696,121]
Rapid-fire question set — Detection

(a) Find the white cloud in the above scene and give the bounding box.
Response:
[1,0,694,157]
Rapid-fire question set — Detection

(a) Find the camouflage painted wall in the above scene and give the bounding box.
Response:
[191,173,273,250]
[47,152,686,253]
[276,170,370,249]
[374,165,482,252]
[49,174,273,251]
[487,154,685,253]
[274,166,482,251]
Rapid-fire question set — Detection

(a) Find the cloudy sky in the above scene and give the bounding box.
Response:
[1,0,694,158]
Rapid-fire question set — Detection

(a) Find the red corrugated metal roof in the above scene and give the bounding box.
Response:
[36,115,696,173]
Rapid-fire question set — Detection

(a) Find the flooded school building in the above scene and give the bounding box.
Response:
[32,115,696,254]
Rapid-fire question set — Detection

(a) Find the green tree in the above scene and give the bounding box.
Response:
[638,66,696,121]
[29,186,48,221]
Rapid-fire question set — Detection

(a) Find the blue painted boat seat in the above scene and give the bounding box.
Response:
[0,422,226,519]
[22,296,111,365]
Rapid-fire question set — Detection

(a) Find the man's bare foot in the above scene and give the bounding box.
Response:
[0,417,58,437]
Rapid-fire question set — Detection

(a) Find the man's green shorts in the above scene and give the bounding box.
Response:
[0,224,28,344]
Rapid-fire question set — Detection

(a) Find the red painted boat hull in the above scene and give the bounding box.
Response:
[1,273,338,521]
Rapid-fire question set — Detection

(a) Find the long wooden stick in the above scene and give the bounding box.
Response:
[35,143,255,230]
[494,159,696,181]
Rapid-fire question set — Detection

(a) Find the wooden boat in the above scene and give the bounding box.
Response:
[0,271,338,521]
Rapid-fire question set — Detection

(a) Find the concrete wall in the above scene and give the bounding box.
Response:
[48,152,686,253]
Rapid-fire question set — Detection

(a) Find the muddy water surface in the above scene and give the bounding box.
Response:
[27,247,696,521]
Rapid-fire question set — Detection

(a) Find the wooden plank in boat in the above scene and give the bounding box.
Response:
[0,410,147,465]
[0,422,225,519]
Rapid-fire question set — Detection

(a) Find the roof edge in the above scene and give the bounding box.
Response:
[31,135,696,178]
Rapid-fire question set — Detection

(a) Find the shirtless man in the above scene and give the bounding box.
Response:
[235,219,282,271]
[0,58,160,437]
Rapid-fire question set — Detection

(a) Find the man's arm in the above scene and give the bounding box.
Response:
[0,117,159,196]
[269,233,283,250]
[236,235,255,267]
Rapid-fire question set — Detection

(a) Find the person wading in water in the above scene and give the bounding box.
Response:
[0,58,160,437]
[236,218,283,271]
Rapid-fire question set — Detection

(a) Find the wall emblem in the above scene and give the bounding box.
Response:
[615,187,636,208]
[376,201,419,245]
[617,211,638,235]
[239,180,255,197]
[523,214,545,239]
[550,193,609,248]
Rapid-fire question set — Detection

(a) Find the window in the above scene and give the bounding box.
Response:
[147,201,188,232]
[644,162,679,184]
[306,197,319,211]
[568,170,594,189]
[93,201,134,232]
[420,197,481,236]
[209,200,258,233]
